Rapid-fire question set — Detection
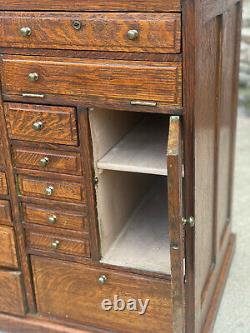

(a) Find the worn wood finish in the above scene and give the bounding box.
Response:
[32,256,172,333]
[4,103,78,146]
[0,143,5,166]
[0,225,18,268]
[0,200,12,225]
[0,12,181,54]
[0,171,8,195]
[1,56,183,107]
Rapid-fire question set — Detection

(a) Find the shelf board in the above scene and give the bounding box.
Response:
[97,117,168,176]
[101,180,171,275]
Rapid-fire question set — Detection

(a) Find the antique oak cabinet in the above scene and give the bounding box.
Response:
[0,0,242,332]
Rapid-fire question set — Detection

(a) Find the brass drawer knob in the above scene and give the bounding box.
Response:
[127,29,139,40]
[72,20,82,30]
[20,27,31,37]
[98,275,107,285]
[39,156,49,167]
[48,215,57,225]
[32,121,43,131]
[45,185,54,196]
[51,240,60,250]
[28,72,39,82]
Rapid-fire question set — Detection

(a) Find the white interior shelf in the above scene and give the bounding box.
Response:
[97,117,169,176]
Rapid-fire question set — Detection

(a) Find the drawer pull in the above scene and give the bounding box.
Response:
[39,156,49,167]
[48,215,57,225]
[72,20,82,30]
[22,93,45,98]
[28,72,39,82]
[98,275,107,285]
[20,27,31,37]
[130,100,157,107]
[32,121,44,131]
[51,240,60,250]
[45,185,54,196]
[127,29,139,40]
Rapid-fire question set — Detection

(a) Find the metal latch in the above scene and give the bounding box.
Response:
[182,216,195,227]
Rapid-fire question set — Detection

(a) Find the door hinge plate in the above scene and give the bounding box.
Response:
[182,216,195,227]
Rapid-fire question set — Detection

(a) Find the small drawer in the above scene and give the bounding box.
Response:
[0,270,25,316]
[18,175,86,203]
[0,12,181,54]
[0,172,8,196]
[0,225,18,269]
[23,203,89,234]
[0,200,12,226]
[13,147,82,175]
[32,256,172,333]
[4,103,78,146]
[26,230,90,258]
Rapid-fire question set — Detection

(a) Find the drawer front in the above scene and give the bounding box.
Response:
[0,200,12,226]
[0,270,25,316]
[2,56,182,107]
[0,172,8,195]
[13,147,82,175]
[0,12,181,54]
[32,256,172,333]
[27,231,90,258]
[4,103,78,146]
[18,175,86,203]
[23,204,89,233]
[0,226,18,269]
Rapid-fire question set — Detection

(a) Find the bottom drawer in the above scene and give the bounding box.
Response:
[32,256,172,333]
[0,270,25,316]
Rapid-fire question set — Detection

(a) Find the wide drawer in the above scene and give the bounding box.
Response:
[1,56,183,108]
[26,230,90,258]
[0,270,25,316]
[13,147,82,175]
[23,203,89,234]
[0,200,12,226]
[18,175,86,203]
[4,103,78,146]
[0,12,181,54]
[0,172,8,196]
[32,256,172,333]
[0,225,18,269]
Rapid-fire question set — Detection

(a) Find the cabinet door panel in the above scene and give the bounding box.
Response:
[0,226,18,269]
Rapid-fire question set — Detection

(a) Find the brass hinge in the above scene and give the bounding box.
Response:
[182,216,195,227]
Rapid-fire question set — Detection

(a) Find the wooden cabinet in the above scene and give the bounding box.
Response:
[0,1,242,333]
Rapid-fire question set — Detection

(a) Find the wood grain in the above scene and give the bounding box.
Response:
[0,200,12,226]
[0,225,18,268]
[0,171,8,195]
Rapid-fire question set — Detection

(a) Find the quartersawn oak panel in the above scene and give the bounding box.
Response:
[1,56,183,107]
[13,147,82,175]
[0,172,8,195]
[0,225,18,269]
[0,200,12,226]
[4,103,78,146]
[0,12,181,54]
[32,256,172,333]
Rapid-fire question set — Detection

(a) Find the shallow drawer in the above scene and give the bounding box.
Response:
[0,200,12,226]
[13,147,82,175]
[0,270,25,316]
[23,203,89,234]
[1,56,182,108]
[0,12,181,54]
[18,175,86,203]
[0,225,18,269]
[0,172,8,195]
[32,256,172,333]
[4,103,78,146]
[27,230,90,258]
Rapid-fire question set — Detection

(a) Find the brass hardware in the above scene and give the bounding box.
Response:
[51,240,60,250]
[48,215,57,225]
[98,275,107,285]
[72,20,82,30]
[22,93,45,98]
[182,216,195,227]
[130,100,157,107]
[45,185,54,196]
[39,156,49,167]
[171,244,179,250]
[20,27,31,37]
[94,176,99,186]
[32,121,43,131]
[28,72,39,82]
[127,29,139,40]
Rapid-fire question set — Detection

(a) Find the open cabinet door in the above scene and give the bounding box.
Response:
[167,116,185,333]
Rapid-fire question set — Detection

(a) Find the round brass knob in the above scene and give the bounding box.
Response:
[45,185,54,196]
[72,20,82,30]
[32,121,43,131]
[51,240,60,249]
[98,275,107,285]
[28,72,39,82]
[20,27,31,37]
[39,156,49,167]
[48,215,57,225]
[127,29,139,40]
